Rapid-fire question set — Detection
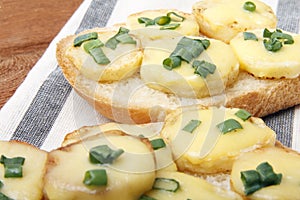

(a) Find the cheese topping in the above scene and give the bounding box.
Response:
[192,0,277,43]
[144,171,242,199]
[161,107,276,174]
[231,147,300,199]
[230,29,300,78]
[66,29,143,82]
[44,134,156,200]
[127,9,199,36]
[140,34,239,98]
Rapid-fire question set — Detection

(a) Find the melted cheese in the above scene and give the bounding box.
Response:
[231,147,300,199]
[144,171,242,199]
[0,141,47,200]
[161,107,276,174]
[230,29,300,78]
[44,134,156,200]
[140,35,239,98]
[66,30,143,82]
[192,0,277,43]
[127,9,199,36]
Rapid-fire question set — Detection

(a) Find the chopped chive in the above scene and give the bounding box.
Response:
[139,195,157,200]
[115,34,137,44]
[235,109,252,121]
[243,1,256,12]
[0,156,25,166]
[256,162,282,186]
[263,28,294,52]
[88,47,110,65]
[167,12,185,22]
[83,169,107,186]
[199,39,210,50]
[263,28,273,38]
[154,16,171,25]
[0,155,25,178]
[263,38,282,52]
[160,23,181,30]
[182,120,201,133]
[171,48,193,63]
[216,119,243,134]
[153,178,180,192]
[105,37,119,50]
[105,27,136,49]
[243,32,258,41]
[74,32,98,47]
[138,17,155,26]
[0,193,14,200]
[150,138,166,150]
[89,145,124,164]
[192,60,216,78]
[163,56,181,70]
[83,39,104,53]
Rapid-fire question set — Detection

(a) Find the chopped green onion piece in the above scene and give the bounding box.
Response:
[193,60,216,78]
[74,32,98,47]
[271,31,294,44]
[235,109,252,121]
[263,28,273,38]
[83,169,107,186]
[105,37,119,50]
[0,156,25,166]
[263,38,282,52]
[172,48,193,63]
[163,56,181,70]
[115,34,137,44]
[89,145,124,164]
[263,29,294,52]
[150,139,166,150]
[0,193,14,200]
[0,155,25,178]
[216,119,243,134]
[198,39,210,50]
[167,12,185,22]
[243,32,258,41]
[88,47,110,65]
[160,23,181,30]
[154,16,171,25]
[256,162,282,186]
[182,120,201,133]
[138,17,155,26]
[0,180,3,188]
[139,195,157,200]
[152,178,180,192]
[83,39,104,53]
[243,1,256,12]
[241,162,282,195]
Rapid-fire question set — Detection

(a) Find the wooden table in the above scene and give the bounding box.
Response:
[0,0,83,108]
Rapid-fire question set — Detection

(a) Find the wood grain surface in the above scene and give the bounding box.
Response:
[0,0,83,109]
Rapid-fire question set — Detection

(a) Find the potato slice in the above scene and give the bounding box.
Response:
[0,141,47,200]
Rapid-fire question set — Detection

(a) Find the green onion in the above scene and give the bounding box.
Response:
[263,38,282,52]
[243,32,258,41]
[83,39,104,52]
[74,32,98,47]
[243,1,256,12]
[182,120,201,133]
[198,39,210,50]
[263,28,294,52]
[0,180,3,188]
[139,195,157,200]
[89,145,124,164]
[83,169,107,186]
[167,12,185,22]
[216,119,243,134]
[150,139,166,150]
[163,56,181,70]
[88,47,110,65]
[241,162,282,195]
[171,48,193,63]
[0,193,14,200]
[138,17,155,26]
[235,109,252,121]
[154,16,171,25]
[0,155,25,178]
[152,178,180,192]
[193,60,216,78]
[160,23,181,30]
[115,33,137,44]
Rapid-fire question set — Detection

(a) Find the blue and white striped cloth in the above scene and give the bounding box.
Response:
[0,0,299,152]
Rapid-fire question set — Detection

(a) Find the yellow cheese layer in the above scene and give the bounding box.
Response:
[144,171,242,199]
[127,9,199,36]
[230,29,300,78]
[140,35,239,98]
[231,147,300,199]
[66,29,143,82]
[44,134,156,200]
[161,106,276,174]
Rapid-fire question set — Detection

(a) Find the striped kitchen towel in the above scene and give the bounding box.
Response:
[0,0,299,152]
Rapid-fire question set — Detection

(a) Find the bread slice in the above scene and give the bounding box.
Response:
[57,30,300,124]
[44,130,156,200]
[0,141,48,200]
